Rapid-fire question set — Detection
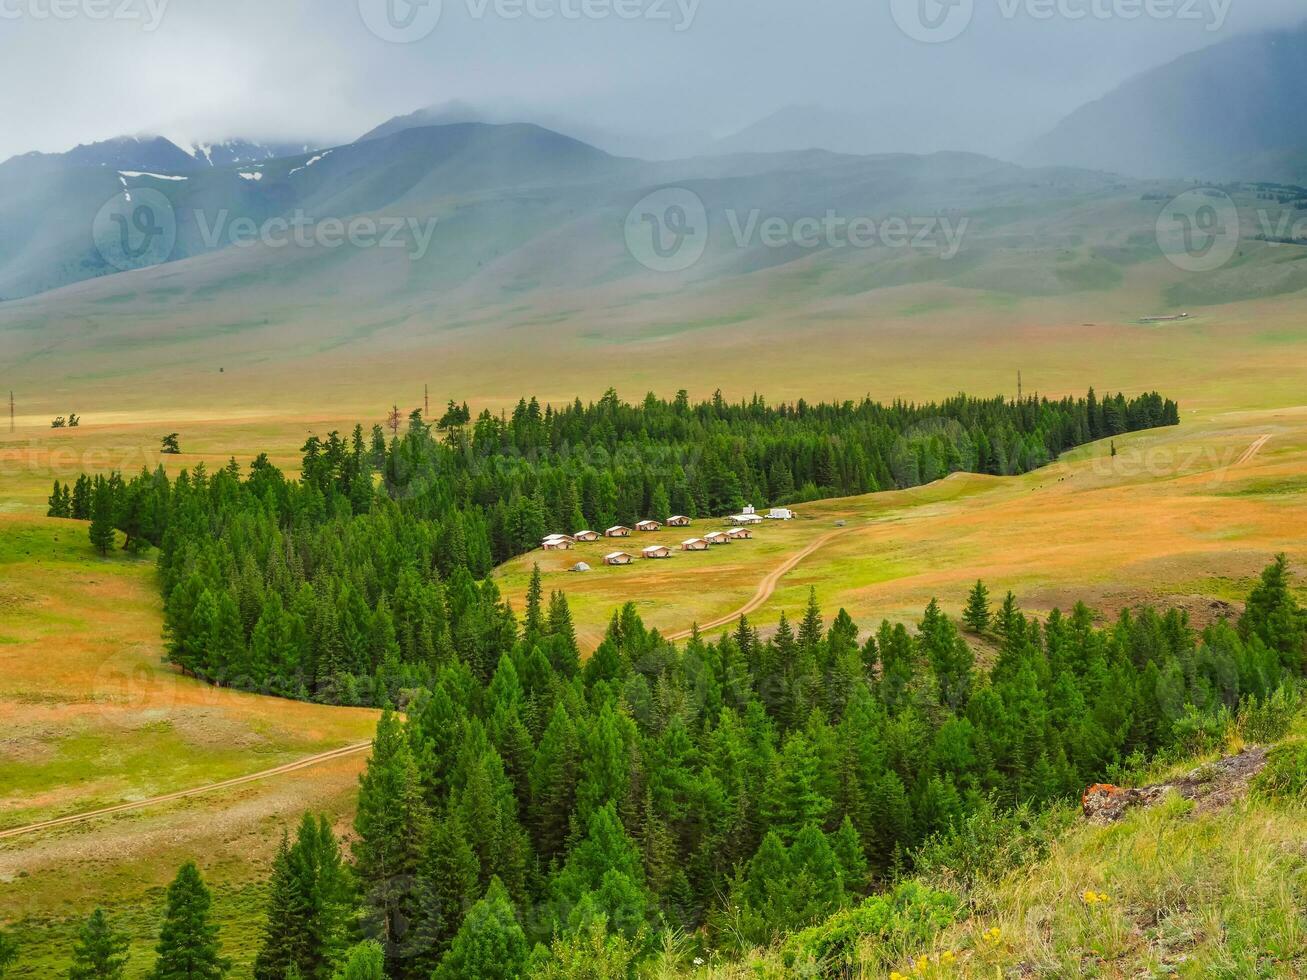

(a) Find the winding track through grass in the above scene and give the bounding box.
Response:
[1236,434,1272,466]
[665,525,853,640]
[0,741,372,841]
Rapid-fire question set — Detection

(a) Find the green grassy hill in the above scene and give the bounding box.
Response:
[700,714,1307,978]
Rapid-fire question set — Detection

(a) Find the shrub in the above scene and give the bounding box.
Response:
[780,881,959,977]
[1252,742,1307,800]
[1238,684,1302,745]
[910,796,1074,897]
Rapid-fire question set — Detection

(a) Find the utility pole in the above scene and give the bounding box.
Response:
[424,384,429,418]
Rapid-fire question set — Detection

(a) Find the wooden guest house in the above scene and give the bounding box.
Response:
[704,531,732,545]
[606,526,633,538]
[667,515,692,527]
[573,530,601,542]
[681,538,710,552]
[642,545,672,560]
[727,527,753,540]
[635,520,662,532]
[604,552,634,566]
[542,535,574,551]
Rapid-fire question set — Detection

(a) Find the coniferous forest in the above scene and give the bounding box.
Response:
[35,560,1307,978]
[47,388,1178,704]
[34,388,1307,979]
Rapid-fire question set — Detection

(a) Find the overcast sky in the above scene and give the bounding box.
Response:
[1,0,1303,162]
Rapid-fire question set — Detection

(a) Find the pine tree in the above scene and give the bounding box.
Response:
[523,565,545,647]
[69,908,130,980]
[432,878,528,980]
[253,833,300,979]
[150,862,230,979]
[71,474,92,520]
[762,734,831,844]
[529,702,580,862]
[352,711,430,978]
[962,580,991,634]
[48,481,71,518]
[414,809,480,961]
[995,591,1021,641]
[830,815,869,893]
[89,477,116,556]
[254,815,350,980]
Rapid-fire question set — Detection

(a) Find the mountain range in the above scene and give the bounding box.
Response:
[1026,21,1307,182]
[3,21,1307,305]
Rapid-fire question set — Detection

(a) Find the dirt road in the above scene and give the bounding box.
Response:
[0,741,372,842]
[1236,434,1272,466]
[666,526,851,641]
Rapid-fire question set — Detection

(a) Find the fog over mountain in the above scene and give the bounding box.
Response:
[1026,21,1307,182]
[2,0,1304,166]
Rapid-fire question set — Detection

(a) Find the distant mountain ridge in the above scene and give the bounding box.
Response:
[0,134,318,178]
[1027,22,1307,182]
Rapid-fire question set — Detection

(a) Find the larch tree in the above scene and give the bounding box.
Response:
[431,878,528,980]
[68,908,131,980]
[149,862,229,980]
[962,580,991,634]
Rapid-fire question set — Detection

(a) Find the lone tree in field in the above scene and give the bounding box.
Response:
[150,862,230,979]
[963,580,991,634]
[160,433,182,455]
[69,908,131,980]
[89,477,116,556]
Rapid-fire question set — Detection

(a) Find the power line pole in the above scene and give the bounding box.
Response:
[424,384,429,418]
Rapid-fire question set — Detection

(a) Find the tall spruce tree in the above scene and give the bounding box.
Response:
[962,580,991,634]
[150,863,229,980]
[254,815,350,980]
[431,878,528,980]
[352,711,430,979]
[68,908,130,980]
[89,477,116,556]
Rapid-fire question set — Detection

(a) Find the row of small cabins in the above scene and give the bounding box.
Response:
[541,505,796,567]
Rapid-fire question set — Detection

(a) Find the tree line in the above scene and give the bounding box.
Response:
[9,558,1301,978]
[46,387,1178,706]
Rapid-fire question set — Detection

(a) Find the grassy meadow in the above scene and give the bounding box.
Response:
[2,201,1307,973]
